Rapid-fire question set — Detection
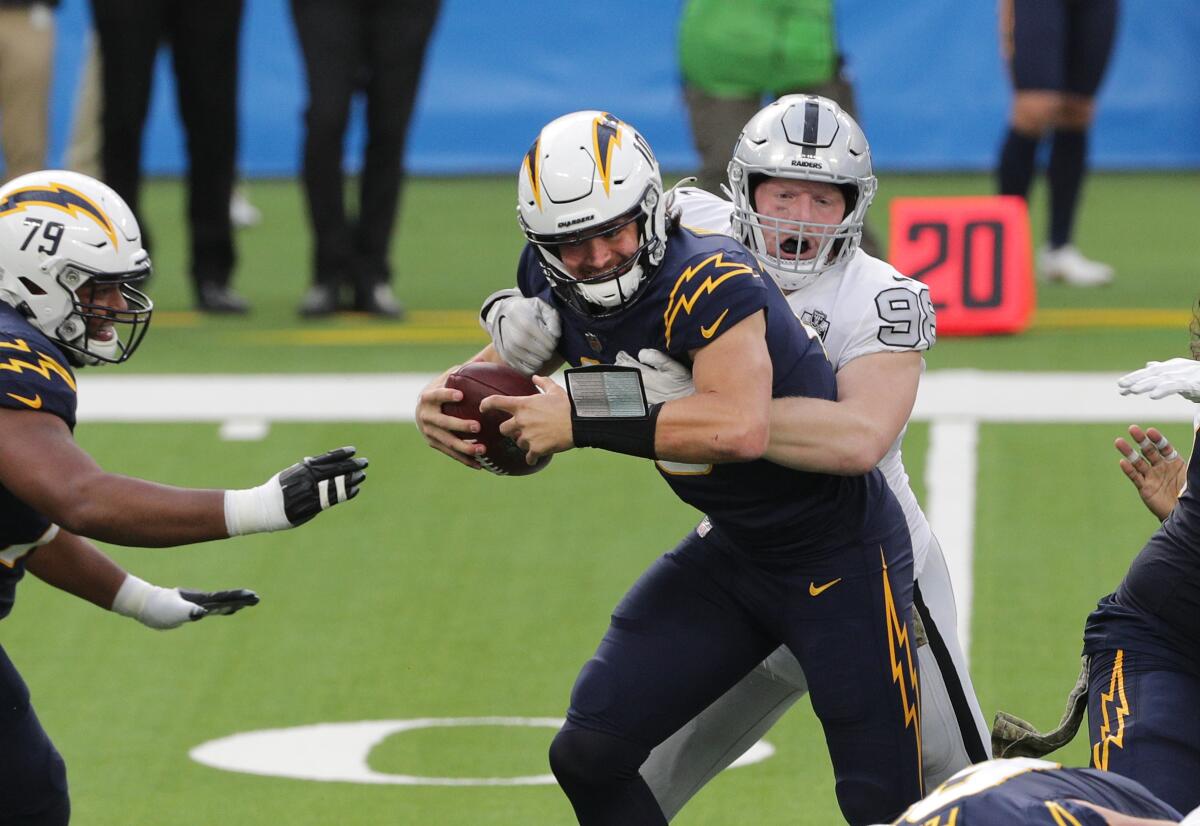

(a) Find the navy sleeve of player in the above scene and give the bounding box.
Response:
[660,247,770,357]
[0,333,78,428]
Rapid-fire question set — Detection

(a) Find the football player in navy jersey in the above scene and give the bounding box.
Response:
[474,95,988,816]
[996,348,1200,814]
[1074,353,1200,813]
[416,111,922,825]
[877,758,1180,825]
[0,170,368,824]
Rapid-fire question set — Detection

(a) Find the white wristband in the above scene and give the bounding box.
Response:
[112,573,155,619]
[223,475,289,536]
[111,574,200,630]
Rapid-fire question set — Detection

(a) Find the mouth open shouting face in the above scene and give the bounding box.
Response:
[753,178,847,263]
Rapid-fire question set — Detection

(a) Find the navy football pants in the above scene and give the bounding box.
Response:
[1088,648,1200,813]
[551,526,923,825]
[0,645,69,825]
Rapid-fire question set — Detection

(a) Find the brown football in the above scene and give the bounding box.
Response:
[442,362,552,476]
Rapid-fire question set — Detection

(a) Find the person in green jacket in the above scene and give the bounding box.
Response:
[678,0,878,253]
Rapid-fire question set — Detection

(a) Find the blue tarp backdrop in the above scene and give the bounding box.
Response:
[42,0,1200,176]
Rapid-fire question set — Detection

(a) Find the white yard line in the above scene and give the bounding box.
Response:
[77,369,1199,659]
[925,420,979,661]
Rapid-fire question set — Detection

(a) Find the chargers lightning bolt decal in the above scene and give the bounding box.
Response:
[0,338,76,392]
[1092,649,1130,770]
[0,182,118,248]
[664,253,754,349]
[522,137,542,212]
[593,113,623,196]
[882,546,923,792]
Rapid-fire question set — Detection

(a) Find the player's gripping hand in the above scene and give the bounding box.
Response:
[112,574,259,630]
[223,447,368,536]
[1118,357,1200,402]
[481,289,561,376]
[614,349,695,403]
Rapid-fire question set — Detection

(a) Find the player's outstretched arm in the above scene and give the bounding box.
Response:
[24,530,259,629]
[763,350,923,475]
[0,407,366,546]
[1114,424,1187,521]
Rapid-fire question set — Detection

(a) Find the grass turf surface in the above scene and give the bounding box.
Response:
[4,173,1199,823]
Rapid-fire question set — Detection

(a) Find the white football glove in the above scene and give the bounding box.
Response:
[112,574,259,630]
[224,446,367,536]
[1117,358,1200,403]
[480,288,561,376]
[614,349,695,404]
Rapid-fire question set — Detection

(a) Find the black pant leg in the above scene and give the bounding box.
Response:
[89,0,163,244]
[0,645,69,825]
[354,0,440,290]
[168,0,242,288]
[290,0,363,291]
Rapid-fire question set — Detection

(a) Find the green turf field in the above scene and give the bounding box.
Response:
[4,172,1199,824]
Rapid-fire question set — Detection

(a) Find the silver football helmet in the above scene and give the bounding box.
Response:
[727,95,877,291]
[0,170,152,365]
[517,111,668,317]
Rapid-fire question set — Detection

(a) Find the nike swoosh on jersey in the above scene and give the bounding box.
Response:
[6,392,42,409]
[809,578,842,596]
[700,309,731,339]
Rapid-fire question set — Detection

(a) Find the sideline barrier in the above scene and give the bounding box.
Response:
[889,196,1034,336]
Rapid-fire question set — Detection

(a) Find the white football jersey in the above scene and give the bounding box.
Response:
[676,187,936,571]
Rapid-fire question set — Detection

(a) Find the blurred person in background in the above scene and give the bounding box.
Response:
[676,0,880,256]
[291,0,441,319]
[66,34,262,229]
[90,0,249,314]
[997,0,1119,286]
[0,0,56,182]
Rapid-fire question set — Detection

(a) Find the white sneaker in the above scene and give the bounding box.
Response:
[230,187,262,228]
[1037,244,1114,286]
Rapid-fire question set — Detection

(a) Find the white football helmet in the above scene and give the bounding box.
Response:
[727,95,877,291]
[517,111,668,317]
[0,170,152,365]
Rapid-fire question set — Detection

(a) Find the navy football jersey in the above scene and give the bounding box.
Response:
[1084,425,1200,674]
[517,226,897,557]
[0,303,77,620]
[892,758,1180,825]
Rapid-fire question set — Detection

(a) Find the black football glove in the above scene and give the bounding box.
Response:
[278,446,368,527]
[180,588,261,619]
[224,446,369,535]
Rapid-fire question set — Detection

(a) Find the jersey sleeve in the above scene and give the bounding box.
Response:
[661,246,769,356]
[0,335,77,427]
[838,276,937,368]
[674,187,735,236]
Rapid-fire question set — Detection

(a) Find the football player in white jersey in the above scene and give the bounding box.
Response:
[480,95,990,818]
